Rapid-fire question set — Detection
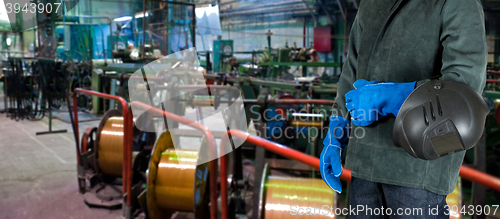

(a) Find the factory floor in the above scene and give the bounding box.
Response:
[0,82,122,219]
[0,103,255,219]
[0,81,256,219]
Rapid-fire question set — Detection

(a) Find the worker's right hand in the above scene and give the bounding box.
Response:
[320,115,349,193]
[345,79,416,126]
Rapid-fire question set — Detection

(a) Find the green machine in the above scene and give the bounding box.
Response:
[213,40,233,72]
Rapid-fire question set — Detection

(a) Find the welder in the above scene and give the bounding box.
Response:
[320,0,487,218]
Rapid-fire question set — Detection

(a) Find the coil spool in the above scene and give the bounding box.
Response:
[97,110,124,177]
[259,163,337,219]
[290,121,324,128]
[96,109,157,177]
[147,131,209,219]
[192,96,214,106]
[290,113,324,128]
[446,178,462,218]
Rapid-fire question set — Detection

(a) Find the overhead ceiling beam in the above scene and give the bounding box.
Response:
[301,0,318,26]
[336,0,345,21]
[316,0,335,24]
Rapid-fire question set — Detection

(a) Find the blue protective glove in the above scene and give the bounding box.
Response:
[320,115,350,193]
[345,79,416,127]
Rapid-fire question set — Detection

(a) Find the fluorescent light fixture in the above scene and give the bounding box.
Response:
[134,11,151,18]
[114,16,132,22]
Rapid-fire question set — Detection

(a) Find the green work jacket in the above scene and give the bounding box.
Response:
[335,0,487,195]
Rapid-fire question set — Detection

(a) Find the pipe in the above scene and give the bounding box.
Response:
[131,101,218,219]
[65,84,82,166]
[73,89,132,205]
[460,165,500,192]
[166,4,169,55]
[221,14,314,27]
[142,0,146,59]
[192,5,196,48]
[221,0,303,13]
[486,79,500,83]
[220,5,311,17]
[344,8,347,55]
[487,70,500,75]
[271,99,334,106]
[303,19,306,47]
[220,150,229,219]
[241,99,335,106]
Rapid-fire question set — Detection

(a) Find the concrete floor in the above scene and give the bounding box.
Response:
[0,101,255,219]
[0,82,122,219]
[0,81,253,219]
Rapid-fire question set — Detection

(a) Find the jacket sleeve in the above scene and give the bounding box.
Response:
[417,0,487,93]
[333,16,361,119]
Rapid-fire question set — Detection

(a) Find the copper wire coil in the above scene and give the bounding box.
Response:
[147,132,209,219]
[98,116,124,177]
[258,164,337,219]
[446,178,462,218]
[192,99,214,106]
[156,149,199,211]
[264,176,336,218]
[290,121,324,128]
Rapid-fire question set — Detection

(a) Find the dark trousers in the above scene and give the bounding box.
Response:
[348,177,449,219]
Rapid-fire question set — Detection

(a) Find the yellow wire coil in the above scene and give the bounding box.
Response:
[264,176,336,218]
[290,121,324,128]
[147,132,209,219]
[155,149,199,212]
[445,178,462,219]
[192,99,214,106]
[98,117,124,177]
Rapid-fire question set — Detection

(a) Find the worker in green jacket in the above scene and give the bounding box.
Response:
[320,0,487,218]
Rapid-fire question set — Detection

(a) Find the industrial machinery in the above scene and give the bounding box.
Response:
[3,1,500,218]
[2,58,43,120]
[69,87,500,219]
[1,58,69,122]
[77,108,156,209]
[213,40,233,73]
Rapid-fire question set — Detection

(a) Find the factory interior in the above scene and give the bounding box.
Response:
[2,0,500,218]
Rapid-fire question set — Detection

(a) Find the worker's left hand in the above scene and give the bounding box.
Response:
[345,79,416,126]
[320,115,350,193]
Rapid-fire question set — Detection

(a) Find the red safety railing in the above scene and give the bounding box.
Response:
[72,90,500,219]
[218,129,349,219]
[460,166,500,192]
[130,101,219,219]
[218,129,500,219]
[487,70,500,75]
[72,88,134,206]
[487,79,500,83]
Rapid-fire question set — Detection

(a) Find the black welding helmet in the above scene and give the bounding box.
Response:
[393,80,489,160]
